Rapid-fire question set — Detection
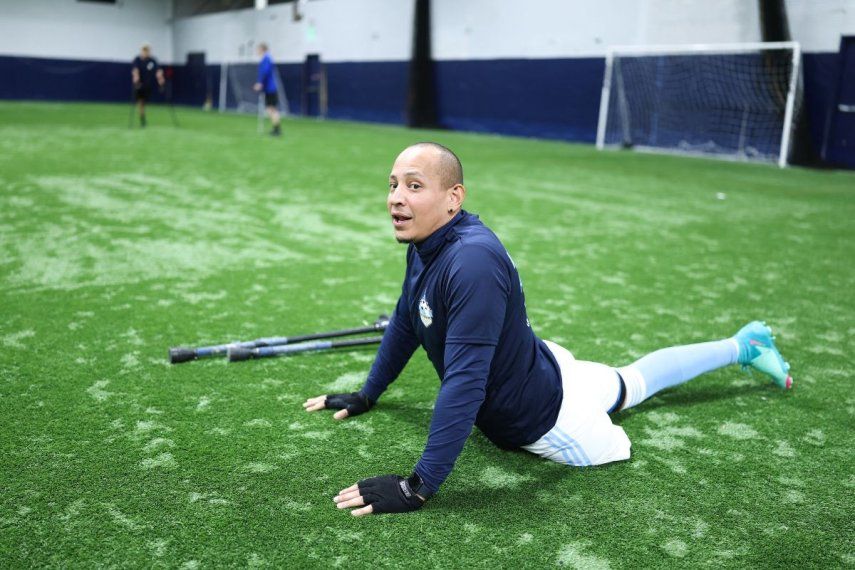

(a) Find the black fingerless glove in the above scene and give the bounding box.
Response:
[325,391,375,417]
[357,473,429,514]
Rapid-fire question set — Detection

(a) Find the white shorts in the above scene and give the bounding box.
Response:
[521,340,632,466]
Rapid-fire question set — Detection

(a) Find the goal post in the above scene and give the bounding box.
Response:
[218,62,290,128]
[596,42,802,168]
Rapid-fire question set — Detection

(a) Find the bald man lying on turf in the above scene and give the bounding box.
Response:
[303,142,793,516]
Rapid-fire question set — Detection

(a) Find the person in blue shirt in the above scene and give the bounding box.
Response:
[131,43,164,128]
[303,143,793,515]
[253,42,281,137]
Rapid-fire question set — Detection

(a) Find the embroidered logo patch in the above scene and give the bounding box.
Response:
[418,296,433,328]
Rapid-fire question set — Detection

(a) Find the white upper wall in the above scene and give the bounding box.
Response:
[433,0,854,60]
[0,0,851,64]
[786,0,855,52]
[0,0,173,62]
[171,0,415,64]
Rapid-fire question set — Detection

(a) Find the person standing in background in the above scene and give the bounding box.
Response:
[131,43,165,128]
[254,42,282,137]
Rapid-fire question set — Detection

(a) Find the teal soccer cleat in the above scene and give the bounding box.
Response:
[734,321,793,389]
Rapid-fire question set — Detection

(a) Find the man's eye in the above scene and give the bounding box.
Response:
[389,183,397,190]
[409,184,421,190]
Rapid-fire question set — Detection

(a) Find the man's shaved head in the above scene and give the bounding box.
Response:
[388,142,466,243]
[404,142,463,189]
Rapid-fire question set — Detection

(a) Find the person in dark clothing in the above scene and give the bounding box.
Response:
[131,43,164,128]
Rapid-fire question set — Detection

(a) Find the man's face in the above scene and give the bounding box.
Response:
[141,47,150,59]
[387,147,452,244]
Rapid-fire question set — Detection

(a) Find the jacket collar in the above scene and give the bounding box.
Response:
[413,210,467,262]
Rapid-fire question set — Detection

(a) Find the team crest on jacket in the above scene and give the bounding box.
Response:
[418,295,433,328]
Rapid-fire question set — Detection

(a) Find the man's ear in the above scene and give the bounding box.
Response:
[449,183,466,212]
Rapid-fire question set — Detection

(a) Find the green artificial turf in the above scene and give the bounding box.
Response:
[1,101,853,568]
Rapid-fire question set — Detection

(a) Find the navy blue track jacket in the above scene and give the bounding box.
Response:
[361,211,562,494]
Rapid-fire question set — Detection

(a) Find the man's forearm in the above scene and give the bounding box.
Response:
[412,342,493,494]
[361,313,419,401]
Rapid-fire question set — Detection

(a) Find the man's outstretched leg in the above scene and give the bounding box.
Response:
[617,321,792,410]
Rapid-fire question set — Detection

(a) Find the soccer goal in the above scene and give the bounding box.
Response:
[596,42,802,167]
[218,62,290,131]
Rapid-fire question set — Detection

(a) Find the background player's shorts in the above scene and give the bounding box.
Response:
[264,92,279,107]
[135,85,151,101]
[522,340,631,466]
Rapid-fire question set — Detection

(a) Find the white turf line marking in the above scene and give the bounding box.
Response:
[283,499,312,512]
[143,438,175,452]
[478,466,532,490]
[135,420,168,433]
[247,553,267,568]
[104,503,143,531]
[121,352,141,369]
[86,380,112,402]
[140,452,176,470]
[783,490,806,504]
[324,371,364,392]
[148,539,168,558]
[662,539,688,558]
[189,492,231,506]
[717,422,760,440]
[57,499,85,522]
[244,462,276,474]
[300,431,331,440]
[120,328,145,346]
[1,329,35,348]
[776,475,804,487]
[803,428,826,446]
[556,541,611,569]
[340,421,374,435]
[773,440,796,458]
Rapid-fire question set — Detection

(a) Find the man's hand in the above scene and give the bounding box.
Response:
[333,475,426,516]
[303,391,374,420]
[253,82,262,92]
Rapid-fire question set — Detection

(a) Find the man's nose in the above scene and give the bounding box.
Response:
[388,186,405,205]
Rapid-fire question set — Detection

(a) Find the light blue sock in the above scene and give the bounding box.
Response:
[617,339,740,409]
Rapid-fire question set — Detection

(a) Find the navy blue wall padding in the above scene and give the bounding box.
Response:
[0,56,134,102]
[828,39,855,168]
[434,58,605,142]
[803,44,855,169]
[279,63,303,115]
[169,63,218,106]
[1,52,851,170]
[324,61,410,124]
[801,53,840,159]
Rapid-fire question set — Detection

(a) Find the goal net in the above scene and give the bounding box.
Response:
[596,42,802,167]
[218,62,290,125]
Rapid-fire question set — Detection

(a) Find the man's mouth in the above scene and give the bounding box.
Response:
[391,213,412,227]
